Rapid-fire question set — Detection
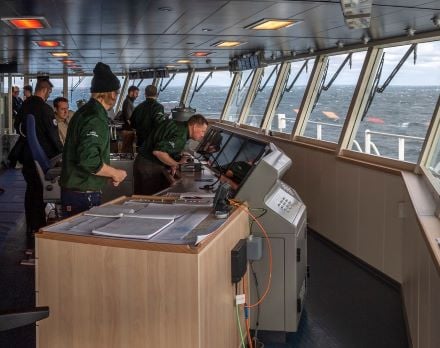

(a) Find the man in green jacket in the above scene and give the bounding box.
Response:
[60,62,127,216]
[131,84,166,148]
[134,114,208,195]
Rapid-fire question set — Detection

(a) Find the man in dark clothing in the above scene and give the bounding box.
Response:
[119,85,139,152]
[60,62,127,216]
[14,78,63,253]
[131,84,166,148]
[12,85,23,118]
[134,114,208,195]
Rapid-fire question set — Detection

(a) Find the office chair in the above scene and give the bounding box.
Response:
[25,114,62,204]
[0,307,49,331]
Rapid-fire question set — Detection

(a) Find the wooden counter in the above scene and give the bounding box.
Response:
[35,197,249,348]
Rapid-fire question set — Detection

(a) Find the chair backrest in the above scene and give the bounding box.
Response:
[25,114,51,173]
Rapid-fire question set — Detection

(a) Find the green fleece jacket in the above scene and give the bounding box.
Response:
[60,98,110,191]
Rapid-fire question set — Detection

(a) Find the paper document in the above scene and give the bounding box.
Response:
[84,204,137,217]
[92,216,174,239]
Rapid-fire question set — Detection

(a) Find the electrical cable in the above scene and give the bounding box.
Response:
[236,305,246,348]
[228,199,273,309]
[243,273,253,348]
[249,261,261,338]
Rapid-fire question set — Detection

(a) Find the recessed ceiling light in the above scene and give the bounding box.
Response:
[245,18,301,30]
[176,59,192,64]
[202,28,212,32]
[34,40,63,48]
[190,51,211,57]
[158,7,172,11]
[2,16,50,29]
[166,65,177,69]
[212,41,246,48]
[50,52,70,57]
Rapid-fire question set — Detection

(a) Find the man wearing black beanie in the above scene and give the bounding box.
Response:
[60,62,127,216]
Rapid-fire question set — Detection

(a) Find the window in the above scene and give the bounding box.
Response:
[303,51,366,143]
[187,71,233,119]
[224,70,254,123]
[350,42,440,163]
[157,72,188,114]
[244,65,279,127]
[271,59,314,134]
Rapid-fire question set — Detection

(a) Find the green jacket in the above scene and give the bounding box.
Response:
[60,98,110,191]
[139,119,188,164]
[131,98,165,147]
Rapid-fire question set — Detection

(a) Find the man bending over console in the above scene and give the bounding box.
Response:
[134,114,208,195]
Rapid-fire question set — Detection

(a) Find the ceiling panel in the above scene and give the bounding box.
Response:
[0,0,439,74]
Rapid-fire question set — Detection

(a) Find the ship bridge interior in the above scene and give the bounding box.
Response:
[0,1,440,348]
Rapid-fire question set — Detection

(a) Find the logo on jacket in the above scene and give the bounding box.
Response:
[86,131,99,138]
[168,141,175,148]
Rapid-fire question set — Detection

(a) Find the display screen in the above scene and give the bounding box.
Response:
[196,127,269,191]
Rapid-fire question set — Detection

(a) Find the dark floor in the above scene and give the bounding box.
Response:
[0,168,408,348]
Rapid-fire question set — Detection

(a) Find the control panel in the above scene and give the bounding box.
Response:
[265,186,301,223]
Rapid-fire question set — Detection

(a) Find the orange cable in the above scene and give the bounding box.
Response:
[229,200,273,309]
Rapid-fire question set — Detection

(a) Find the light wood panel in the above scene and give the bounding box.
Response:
[36,209,249,348]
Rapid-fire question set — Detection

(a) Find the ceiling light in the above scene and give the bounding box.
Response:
[176,59,192,64]
[60,59,76,64]
[50,52,70,57]
[2,16,50,29]
[245,19,301,30]
[165,65,177,69]
[190,51,211,57]
[34,40,63,47]
[158,7,172,12]
[202,28,212,32]
[212,41,246,48]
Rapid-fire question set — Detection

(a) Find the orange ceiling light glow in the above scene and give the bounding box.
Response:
[35,40,62,47]
[2,17,50,29]
[60,59,76,64]
[245,18,300,30]
[212,41,246,48]
[176,59,192,64]
[190,51,211,57]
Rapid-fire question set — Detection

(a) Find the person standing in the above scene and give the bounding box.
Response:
[119,85,139,152]
[60,62,127,217]
[14,78,63,256]
[134,114,208,195]
[131,85,166,148]
[53,97,70,144]
[23,85,33,100]
[12,85,23,118]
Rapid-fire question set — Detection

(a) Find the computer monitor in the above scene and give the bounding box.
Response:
[196,126,270,193]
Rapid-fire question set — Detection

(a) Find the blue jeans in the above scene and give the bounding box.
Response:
[61,189,102,218]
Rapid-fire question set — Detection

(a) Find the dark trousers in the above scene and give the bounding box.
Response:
[133,155,168,195]
[61,189,102,218]
[22,161,46,248]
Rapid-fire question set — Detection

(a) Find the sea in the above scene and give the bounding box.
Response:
[52,85,440,164]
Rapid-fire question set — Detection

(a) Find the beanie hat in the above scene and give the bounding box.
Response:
[90,62,120,93]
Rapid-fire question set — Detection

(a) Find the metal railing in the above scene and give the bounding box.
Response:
[294,120,425,162]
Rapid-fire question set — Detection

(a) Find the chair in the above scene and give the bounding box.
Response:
[25,114,62,204]
[0,307,49,331]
